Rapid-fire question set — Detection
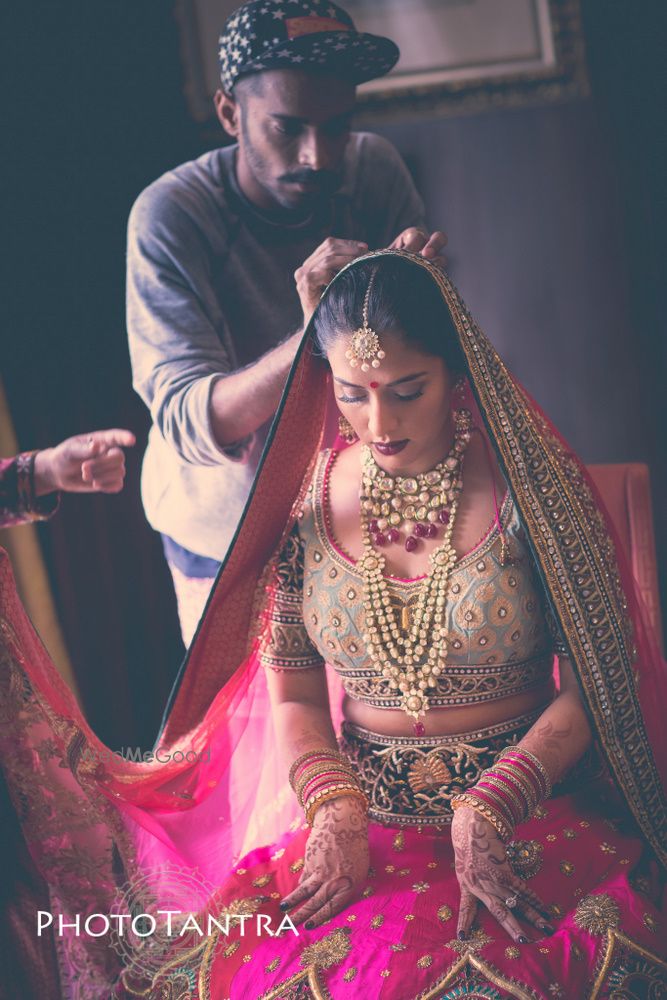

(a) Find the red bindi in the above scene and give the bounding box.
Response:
[370,381,379,388]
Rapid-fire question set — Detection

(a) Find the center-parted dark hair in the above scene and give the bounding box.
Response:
[313,257,465,375]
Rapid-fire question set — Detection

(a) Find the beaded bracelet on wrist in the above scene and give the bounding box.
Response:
[305,786,368,827]
[451,793,513,842]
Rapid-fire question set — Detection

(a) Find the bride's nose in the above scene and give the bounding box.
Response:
[367,396,398,440]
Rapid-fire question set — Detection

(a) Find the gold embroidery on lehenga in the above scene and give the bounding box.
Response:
[574,893,621,935]
[414,953,544,1000]
[446,928,494,957]
[589,929,667,999]
[300,928,353,969]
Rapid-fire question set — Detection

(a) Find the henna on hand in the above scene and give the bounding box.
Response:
[279,796,369,929]
[451,806,552,943]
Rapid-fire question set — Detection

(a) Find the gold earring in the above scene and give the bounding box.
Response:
[338,415,358,443]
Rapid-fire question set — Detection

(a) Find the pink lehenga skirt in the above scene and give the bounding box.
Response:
[115,715,666,1000]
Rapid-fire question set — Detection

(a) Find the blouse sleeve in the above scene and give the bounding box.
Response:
[0,452,60,528]
[259,522,325,672]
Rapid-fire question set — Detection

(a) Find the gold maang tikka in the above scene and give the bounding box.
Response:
[345,268,385,372]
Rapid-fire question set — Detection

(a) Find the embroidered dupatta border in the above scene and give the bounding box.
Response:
[356,252,667,864]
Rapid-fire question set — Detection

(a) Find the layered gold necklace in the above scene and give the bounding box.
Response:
[358,409,472,732]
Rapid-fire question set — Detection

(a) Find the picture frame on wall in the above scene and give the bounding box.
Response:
[176,0,589,128]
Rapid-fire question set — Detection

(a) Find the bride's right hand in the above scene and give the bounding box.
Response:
[279,795,369,929]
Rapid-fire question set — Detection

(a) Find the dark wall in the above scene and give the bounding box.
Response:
[4,2,664,747]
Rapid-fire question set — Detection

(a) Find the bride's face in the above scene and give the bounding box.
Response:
[328,329,456,475]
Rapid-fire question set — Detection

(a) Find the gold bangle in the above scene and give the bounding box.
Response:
[296,766,359,808]
[295,759,357,791]
[288,748,351,790]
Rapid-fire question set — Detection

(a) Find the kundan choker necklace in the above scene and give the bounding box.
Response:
[358,409,473,731]
[360,409,472,552]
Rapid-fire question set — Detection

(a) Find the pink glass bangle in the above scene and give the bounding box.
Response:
[498,754,544,797]
[489,768,537,814]
[477,778,524,821]
[502,748,552,796]
[473,783,519,827]
[298,771,358,806]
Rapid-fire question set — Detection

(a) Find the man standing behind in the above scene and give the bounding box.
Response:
[127,0,445,645]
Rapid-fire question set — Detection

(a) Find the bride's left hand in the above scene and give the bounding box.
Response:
[451,806,553,943]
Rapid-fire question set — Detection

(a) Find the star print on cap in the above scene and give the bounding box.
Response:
[218,0,399,92]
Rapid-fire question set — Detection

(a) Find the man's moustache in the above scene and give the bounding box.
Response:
[280,170,340,190]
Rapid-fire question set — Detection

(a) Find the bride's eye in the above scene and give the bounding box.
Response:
[337,394,365,404]
[395,389,424,402]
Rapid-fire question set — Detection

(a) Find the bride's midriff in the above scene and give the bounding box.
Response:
[342,678,556,737]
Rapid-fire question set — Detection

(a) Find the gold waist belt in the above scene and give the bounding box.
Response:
[339,709,544,828]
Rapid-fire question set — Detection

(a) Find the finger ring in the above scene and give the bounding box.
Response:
[505,895,518,909]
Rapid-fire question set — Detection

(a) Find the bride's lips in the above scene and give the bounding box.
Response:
[373,440,409,456]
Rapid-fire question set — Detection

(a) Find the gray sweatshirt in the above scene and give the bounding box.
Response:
[127,132,425,562]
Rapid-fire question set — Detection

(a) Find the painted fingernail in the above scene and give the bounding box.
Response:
[518,935,529,944]
[458,930,467,941]
[278,902,289,911]
[304,921,314,930]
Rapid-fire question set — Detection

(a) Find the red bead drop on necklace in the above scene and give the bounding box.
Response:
[413,523,427,538]
[405,536,418,553]
[373,531,387,546]
[425,524,438,538]
[387,528,400,544]
[369,518,379,532]
[438,509,451,524]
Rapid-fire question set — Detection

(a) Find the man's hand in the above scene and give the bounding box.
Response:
[390,227,448,269]
[34,429,136,495]
[278,795,369,930]
[295,238,369,326]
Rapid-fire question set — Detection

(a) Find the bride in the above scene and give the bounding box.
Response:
[1,251,665,999]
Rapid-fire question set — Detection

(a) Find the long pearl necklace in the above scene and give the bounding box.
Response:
[358,410,472,732]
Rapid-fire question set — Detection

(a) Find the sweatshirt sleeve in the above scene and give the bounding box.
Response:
[126,179,254,466]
